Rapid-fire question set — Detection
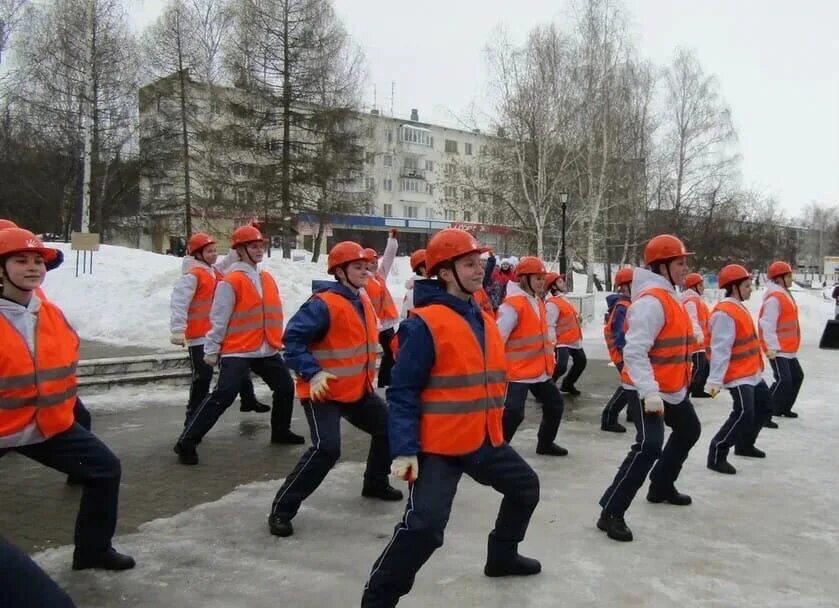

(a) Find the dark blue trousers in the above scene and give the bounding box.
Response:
[502,380,564,447]
[552,346,587,386]
[600,392,701,516]
[769,357,804,415]
[708,380,771,465]
[185,344,261,424]
[271,393,391,520]
[179,354,295,445]
[0,536,76,608]
[601,362,628,427]
[689,351,710,396]
[73,399,91,431]
[0,424,121,554]
[361,441,540,607]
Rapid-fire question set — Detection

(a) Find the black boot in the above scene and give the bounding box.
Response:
[66,474,84,485]
[271,430,305,445]
[734,446,766,458]
[779,411,798,418]
[707,459,736,475]
[72,548,136,571]
[763,419,779,429]
[240,399,271,413]
[596,511,633,542]
[691,391,713,399]
[647,486,692,506]
[361,483,403,501]
[174,441,198,465]
[483,533,541,577]
[536,442,568,456]
[559,384,581,396]
[268,514,294,537]
[601,421,627,433]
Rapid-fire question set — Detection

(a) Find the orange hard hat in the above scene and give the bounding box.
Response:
[410,249,427,272]
[516,256,547,276]
[614,267,634,287]
[684,272,703,289]
[0,219,19,230]
[363,247,379,261]
[425,228,490,276]
[231,225,263,248]
[544,272,563,290]
[188,232,215,255]
[0,228,60,266]
[718,264,751,288]
[644,234,693,265]
[767,261,793,280]
[328,241,375,274]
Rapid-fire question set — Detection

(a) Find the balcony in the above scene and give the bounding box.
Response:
[399,168,427,180]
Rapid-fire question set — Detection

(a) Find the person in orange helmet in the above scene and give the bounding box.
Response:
[400,248,427,320]
[174,225,303,465]
[705,264,770,475]
[0,229,134,571]
[758,261,804,421]
[545,272,587,396]
[681,273,712,398]
[600,266,633,433]
[364,229,400,387]
[362,229,541,607]
[498,256,567,456]
[597,234,701,543]
[268,241,403,538]
[169,231,274,428]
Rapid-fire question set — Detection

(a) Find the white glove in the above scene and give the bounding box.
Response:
[170,332,185,346]
[643,394,664,415]
[204,353,219,366]
[309,370,338,400]
[766,349,777,360]
[391,455,419,482]
[706,384,722,398]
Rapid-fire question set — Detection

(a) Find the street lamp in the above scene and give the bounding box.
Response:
[559,192,569,276]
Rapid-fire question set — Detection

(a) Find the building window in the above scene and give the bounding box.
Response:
[401,126,432,146]
[404,156,418,170]
[404,205,418,218]
[152,184,163,198]
[478,192,487,203]
[444,164,456,177]
[383,178,393,191]
[444,186,457,199]
[463,166,473,178]
[366,152,375,164]
[387,130,393,144]
[445,139,458,154]
[445,208,457,221]
[383,203,393,217]
[384,154,392,167]
[478,166,487,178]
[365,125,374,138]
[465,142,473,155]
[425,160,434,172]
[425,207,435,219]
[478,211,488,223]
[463,189,472,202]
[400,178,426,193]
[365,177,375,190]
[479,145,487,156]
[463,210,472,222]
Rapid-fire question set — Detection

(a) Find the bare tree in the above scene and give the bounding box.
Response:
[0,0,27,64]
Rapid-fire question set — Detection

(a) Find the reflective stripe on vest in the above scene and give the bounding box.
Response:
[620,288,692,393]
[603,300,628,367]
[221,271,284,354]
[503,294,555,380]
[549,295,582,344]
[186,267,221,339]
[366,274,399,322]
[683,292,710,351]
[295,291,378,403]
[713,300,764,383]
[758,290,801,353]
[0,301,78,440]
[414,304,507,456]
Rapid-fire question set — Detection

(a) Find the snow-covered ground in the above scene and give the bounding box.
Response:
[34,343,839,607]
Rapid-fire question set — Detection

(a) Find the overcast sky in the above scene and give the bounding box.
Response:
[131,0,838,216]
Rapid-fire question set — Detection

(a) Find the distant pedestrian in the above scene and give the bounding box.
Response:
[833,282,839,319]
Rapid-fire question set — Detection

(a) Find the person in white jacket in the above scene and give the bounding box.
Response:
[681,273,712,398]
[169,233,269,427]
[363,230,399,386]
[400,248,427,320]
[597,234,701,543]
[705,264,771,475]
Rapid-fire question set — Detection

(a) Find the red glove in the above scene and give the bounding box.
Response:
[250,220,261,230]
[390,228,398,238]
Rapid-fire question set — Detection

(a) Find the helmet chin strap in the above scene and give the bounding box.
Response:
[340,264,364,291]
[525,275,535,296]
[452,265,476,295]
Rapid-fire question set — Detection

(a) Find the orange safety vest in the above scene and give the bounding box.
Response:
[603,299,629,368]
[0,301,79,440]
[186,267,224,340]
[413,304,506,456]
[682,292,710,351]
[758,290,801,353]
[549,295,582,344]
[473,288,495,317]
[296,291,379,403]
[712,301,764,384]
[504,294,555,381]
[221,270,284,354]
[366,273,399,322]
[620,288,693,393]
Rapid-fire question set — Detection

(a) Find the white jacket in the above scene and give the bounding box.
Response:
[758,282,798,358]
[680,288,705,351]
[497,282,551,383]
[204,261,279,359]
[0,295,49,448]
[378,236,399,332]
[620,268,688,404]
[707,297,763,388]
[401,276,416,321]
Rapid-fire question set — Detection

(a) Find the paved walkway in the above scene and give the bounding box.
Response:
[79,340,160,360]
